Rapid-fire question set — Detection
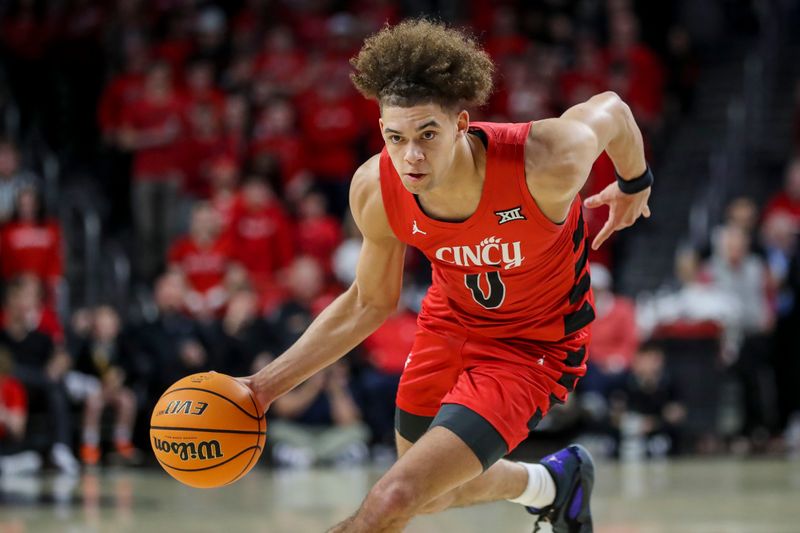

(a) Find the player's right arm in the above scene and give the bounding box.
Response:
[244,154,406,411]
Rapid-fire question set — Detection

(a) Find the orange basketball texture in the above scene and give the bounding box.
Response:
[150,372,266,488]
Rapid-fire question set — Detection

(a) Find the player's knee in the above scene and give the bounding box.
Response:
[367,479,419,520]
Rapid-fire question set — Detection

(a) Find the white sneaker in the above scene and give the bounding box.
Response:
[0,451,42,476]
[50,443,80,475]
[333,442,369,468]
[272,443,313,469]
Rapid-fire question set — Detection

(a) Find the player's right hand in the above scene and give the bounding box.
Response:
[235,375,270,415]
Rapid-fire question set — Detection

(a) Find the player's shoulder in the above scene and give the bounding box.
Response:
[350,153,382,205]
[349,154,395,241]
[525,117,596,177]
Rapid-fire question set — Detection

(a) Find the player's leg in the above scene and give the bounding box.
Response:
[394,408,552,515]
[392,331,595,530]
[328,425,484,533]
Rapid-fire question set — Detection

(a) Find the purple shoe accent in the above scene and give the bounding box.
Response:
[542,450,570,476]
[568,486,583,519]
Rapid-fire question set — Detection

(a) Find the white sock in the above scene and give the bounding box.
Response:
[83,429,100,446]
[507,462,556,508]
[114,426,131,443]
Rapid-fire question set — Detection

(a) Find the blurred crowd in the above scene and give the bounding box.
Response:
[1,0,795,475]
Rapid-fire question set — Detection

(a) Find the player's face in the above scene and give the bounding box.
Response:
[380,103,467,194]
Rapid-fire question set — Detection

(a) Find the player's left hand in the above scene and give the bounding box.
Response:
[583,182,651,250]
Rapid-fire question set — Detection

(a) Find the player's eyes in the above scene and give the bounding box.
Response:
[389,135,403,144]
[421,131,436,140]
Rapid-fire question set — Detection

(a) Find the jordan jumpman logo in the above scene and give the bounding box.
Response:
[412,220,427,235]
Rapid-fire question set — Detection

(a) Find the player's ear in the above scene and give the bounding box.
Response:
[456,110,469,136]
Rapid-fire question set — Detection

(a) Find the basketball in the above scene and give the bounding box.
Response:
[150,372,266,488]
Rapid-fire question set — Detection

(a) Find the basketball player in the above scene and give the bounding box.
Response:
[241,19,652,532]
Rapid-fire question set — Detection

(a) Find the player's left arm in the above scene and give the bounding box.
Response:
[525,91,651,250]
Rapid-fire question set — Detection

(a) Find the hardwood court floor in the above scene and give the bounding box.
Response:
[1,458,799,532]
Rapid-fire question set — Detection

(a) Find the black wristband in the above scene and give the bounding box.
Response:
[616,166,653,194]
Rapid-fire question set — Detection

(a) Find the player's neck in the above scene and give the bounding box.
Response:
[417,134,485,220]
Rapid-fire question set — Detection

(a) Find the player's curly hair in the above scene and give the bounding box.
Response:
[350,19,495,110]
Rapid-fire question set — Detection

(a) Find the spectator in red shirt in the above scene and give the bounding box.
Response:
[118,61,185,281]
[581,264,640,397]
[222,93,250,163]
[763,158,800,231]
[230,176,295,297]
[250,98,310,199]
[180,58,225,118]
[151,12,195,77]
[208,155,241,234]
[484,5,528,61]
[493,55,554,123]
[0,347,27,446]
[168,202,235,320]
[254,26,309,94]
[181,102,235,199]
[0,186,63,296]
[0,274,64,345]
[359,303,418,447]
[296,189,342,274]
[0,345,41,474]
[97,35,149,144]
[298,68,364,215]
[604,10,664,130]
[558,35,608,109]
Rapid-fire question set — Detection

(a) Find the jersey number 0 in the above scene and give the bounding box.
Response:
[464,271,506,309]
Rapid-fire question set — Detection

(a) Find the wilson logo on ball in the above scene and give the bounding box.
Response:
[159,400,209,416]
[153,437,224,461]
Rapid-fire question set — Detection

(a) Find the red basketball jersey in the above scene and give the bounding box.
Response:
[379,121,594,342]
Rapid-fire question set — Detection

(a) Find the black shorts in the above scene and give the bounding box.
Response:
[395,404,513,471]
